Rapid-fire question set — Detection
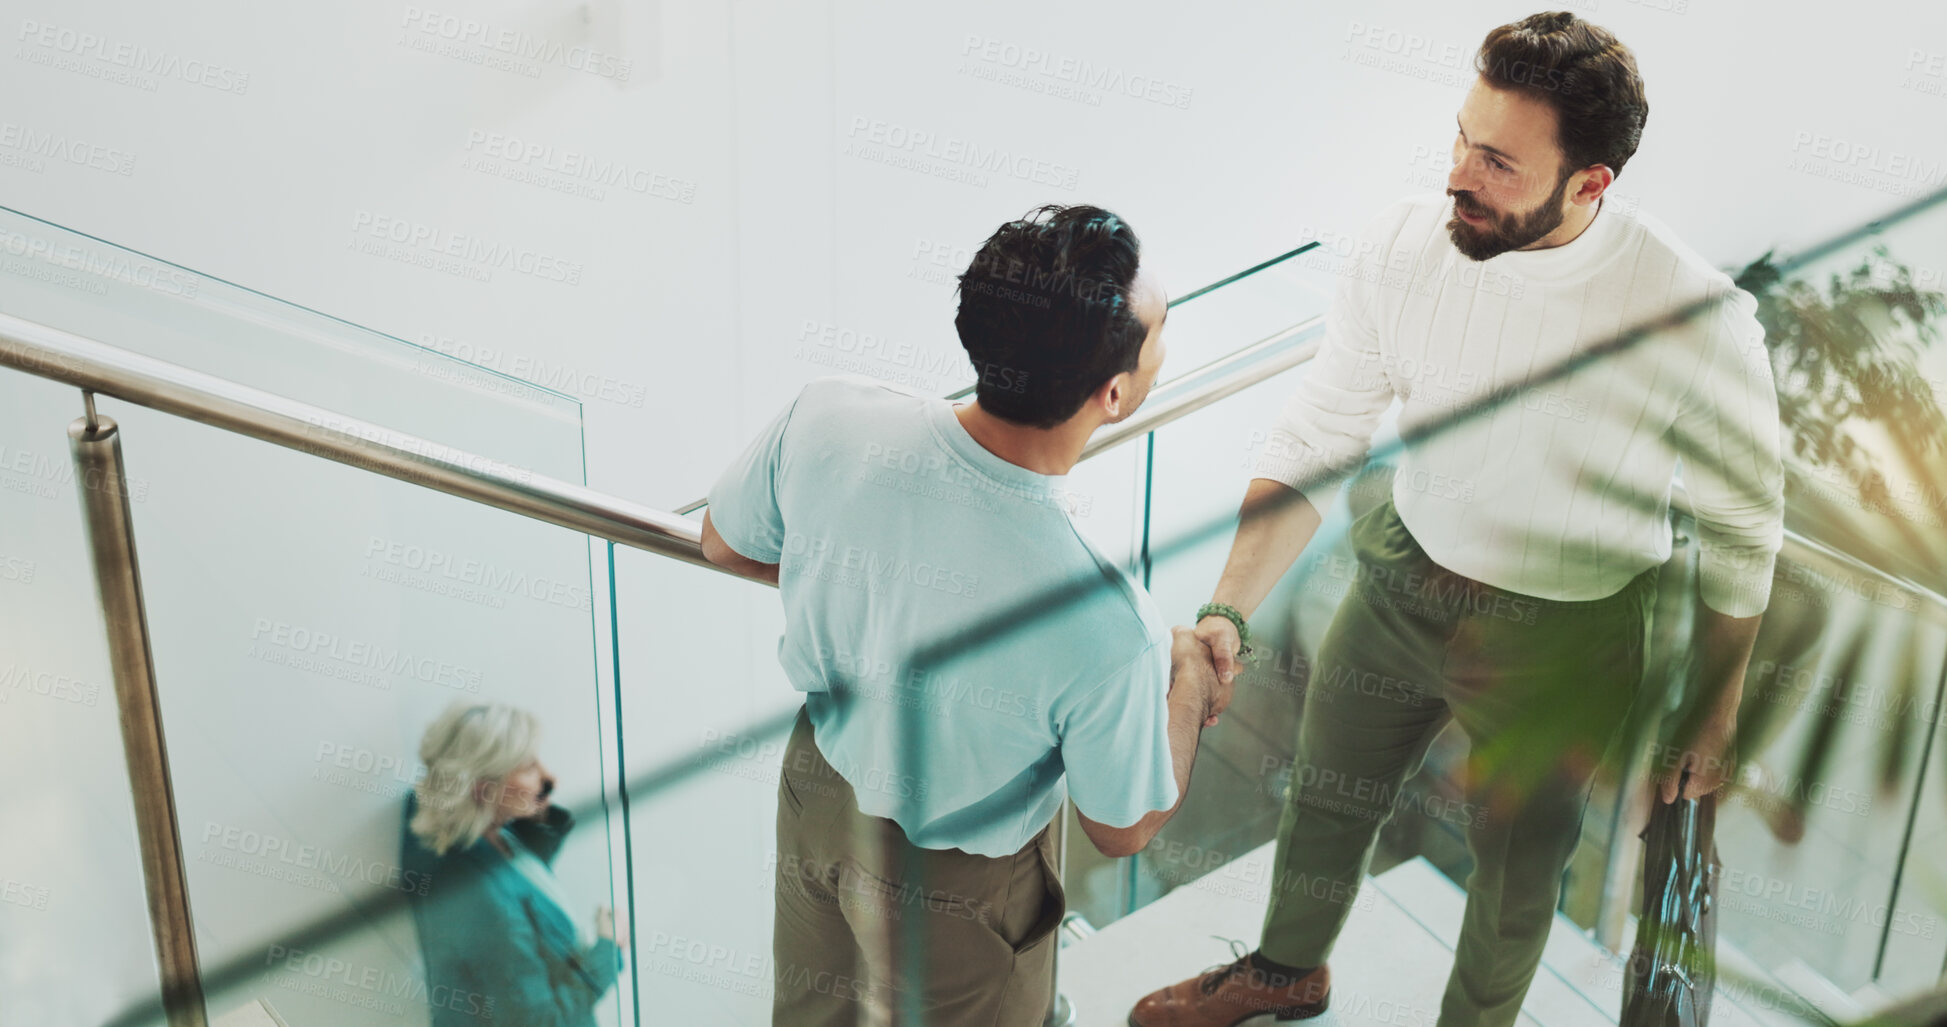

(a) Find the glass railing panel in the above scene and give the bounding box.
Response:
[1696,527,1947,998]
[0,212,621,1027]
[1073,245,1336,604]
[1676,187,1947,1001]
[0,204,586,474]
[1745,190,1947,600]
[125,404,618,1027]
[1884,658,1947,991]
[1142,243,1334,376]
[608,544,793,1025]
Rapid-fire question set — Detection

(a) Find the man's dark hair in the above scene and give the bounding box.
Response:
[954,204,1147,428]
[1476,11,1649,179]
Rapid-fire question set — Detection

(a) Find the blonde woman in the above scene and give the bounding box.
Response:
[401,702,624,1027]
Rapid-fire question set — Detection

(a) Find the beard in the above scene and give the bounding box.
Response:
[1446,171,1572,261]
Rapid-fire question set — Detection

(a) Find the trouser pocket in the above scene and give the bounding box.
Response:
[992,830,1062,1025]
[1008,829,1065,956]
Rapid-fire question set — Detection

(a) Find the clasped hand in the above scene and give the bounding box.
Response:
[1168,625,1232,727]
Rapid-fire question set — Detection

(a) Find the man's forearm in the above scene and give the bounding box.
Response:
[1654,602,1762,802]
[1209,479,1324,618]
[1161,691,1207,813]
[1693,605,1762,723]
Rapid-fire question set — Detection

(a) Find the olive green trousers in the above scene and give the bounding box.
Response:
[1260,500,1657,1027]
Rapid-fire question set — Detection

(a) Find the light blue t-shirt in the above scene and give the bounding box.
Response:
[709,376,1177,857]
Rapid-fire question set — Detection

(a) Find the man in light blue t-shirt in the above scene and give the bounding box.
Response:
[703,205,1226,1025]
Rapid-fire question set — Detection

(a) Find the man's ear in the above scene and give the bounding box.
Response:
[1572,165,1614,205]
[1097,371,1131,421]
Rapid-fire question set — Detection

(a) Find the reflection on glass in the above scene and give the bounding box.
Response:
[403,702,624,1027]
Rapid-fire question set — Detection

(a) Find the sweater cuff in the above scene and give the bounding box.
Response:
[1251,432,1351,514]
[1697,543,1777,617]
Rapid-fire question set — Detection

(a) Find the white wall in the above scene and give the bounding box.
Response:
[4,1,1945,1024]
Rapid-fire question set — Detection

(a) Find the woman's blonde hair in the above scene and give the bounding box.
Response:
[408,701,541,856]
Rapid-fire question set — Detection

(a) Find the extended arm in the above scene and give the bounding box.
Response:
[1195,479,1326,685]
[1657,288,1784,802]
[1199,206,1404,687]
[1074,628,1218,858]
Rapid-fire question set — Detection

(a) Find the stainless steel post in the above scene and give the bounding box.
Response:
[69,398,208,1027]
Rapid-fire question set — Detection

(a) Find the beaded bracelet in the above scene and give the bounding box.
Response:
[1195,602,1254,658]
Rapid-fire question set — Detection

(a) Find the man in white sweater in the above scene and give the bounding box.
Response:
[1131,12,1783,1027]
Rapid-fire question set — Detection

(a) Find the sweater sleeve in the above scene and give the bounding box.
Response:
[1672,285,1785,616]
[1252,206,1404,511]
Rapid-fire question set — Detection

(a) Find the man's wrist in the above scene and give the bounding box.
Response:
[1196,601,1253,654]
[1703,678,1745,719]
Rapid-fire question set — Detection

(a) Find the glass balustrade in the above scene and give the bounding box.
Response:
[0,208,625,1027]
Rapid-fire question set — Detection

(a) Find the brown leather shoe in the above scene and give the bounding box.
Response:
[1128,951,1330,1026]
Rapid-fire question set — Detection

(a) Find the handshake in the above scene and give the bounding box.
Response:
[1169,617,1247,728]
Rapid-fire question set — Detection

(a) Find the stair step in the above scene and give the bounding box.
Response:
[1369,858,1616,1025]
[212,999,292,1027]
[1362,865,1604,1021]
[1373,857,1830,1027]
[1774,958,1864,1021]
[1850,981,1897,1014]
[1063,843,1865,1027]
[1706,940,1834,1025]
[1059,842,1542,1026]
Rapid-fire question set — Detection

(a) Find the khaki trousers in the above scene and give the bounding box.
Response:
[1260,499,1658,1027]
[772,709,1065,1026]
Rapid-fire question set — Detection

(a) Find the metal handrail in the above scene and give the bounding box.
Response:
[0,310,1324,586]
[0,311,749,582]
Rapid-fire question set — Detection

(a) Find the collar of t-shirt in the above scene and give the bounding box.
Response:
[924,399,1069,505]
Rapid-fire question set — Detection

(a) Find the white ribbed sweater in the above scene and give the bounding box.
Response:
[1255,194,1785,616]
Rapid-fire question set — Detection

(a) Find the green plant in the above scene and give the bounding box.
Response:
[1733,246,1947,510]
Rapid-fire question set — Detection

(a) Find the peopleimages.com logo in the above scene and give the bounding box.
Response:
[398,7,631,80]
[363,537,591,611]
[0,121,136,175]
[348,210,585,285]
[843,116,1080,191]
[15,18,251,93]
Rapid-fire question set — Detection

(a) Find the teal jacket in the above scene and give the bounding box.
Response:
[400,800,622,1027]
